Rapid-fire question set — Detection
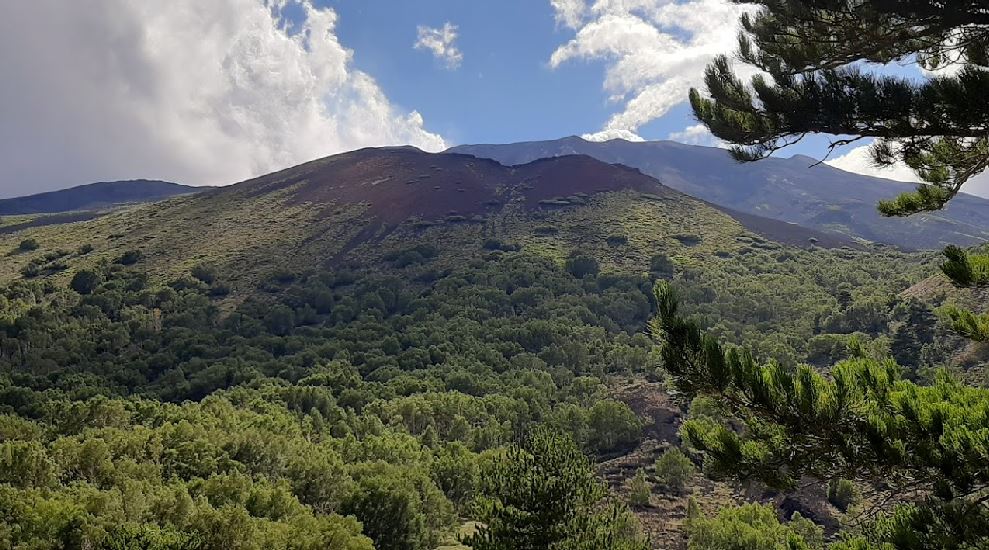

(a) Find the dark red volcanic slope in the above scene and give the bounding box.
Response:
[219,146,856,248]
[232,147,673,225]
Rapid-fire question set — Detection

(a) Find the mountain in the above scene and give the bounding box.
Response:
[448,136,989,250]
[0,147,861,287]
[0,179,201,215]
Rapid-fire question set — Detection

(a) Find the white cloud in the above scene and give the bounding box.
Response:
[825,145,918,183]
[583,128,645,142]
[0,0,445,198]
[968,174,989,198]
[548,0,753,139]
[551,0,587,28]
[826,143,989,198]
[548,1,989,199]
[667,123,723,146]
[414,23,463,69]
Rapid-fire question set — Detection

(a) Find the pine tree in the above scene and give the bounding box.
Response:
[462,428,650,550]
[689,0,989,215]
[682,11,989,546]
[628,468,651,508]
[652,281,989,548]
[654,448,695,495]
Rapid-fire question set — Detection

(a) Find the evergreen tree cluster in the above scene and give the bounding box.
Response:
[0,252,660,549]
[684,3,989,544]
[690,0,989,215]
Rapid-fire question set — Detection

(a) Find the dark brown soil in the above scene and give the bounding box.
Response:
[214,146,859,253]
[231,148,670,226]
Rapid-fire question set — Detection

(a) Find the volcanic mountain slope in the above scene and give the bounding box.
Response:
[0,146,859,288]
[0,180,200,215]
[449,136,989,249]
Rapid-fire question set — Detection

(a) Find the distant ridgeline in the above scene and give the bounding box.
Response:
[0,179,200,215]
[0,147,955,549]
[450,136,989,250]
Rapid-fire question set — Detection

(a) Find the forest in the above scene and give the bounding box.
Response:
[0,228,945,548]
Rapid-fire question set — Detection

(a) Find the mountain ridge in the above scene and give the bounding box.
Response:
[0,147,860,289]
[448,136,989,249]
[0,179,202,215]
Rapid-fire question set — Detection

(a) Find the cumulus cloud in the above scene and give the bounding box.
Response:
[414,23,463,69]
[583,128,646,142]
[551,0,587,29]
[826,143,989,198]
[549,0,753,140]
[667,124,723,146]
[825,145,918,183]
[0,0,445,198]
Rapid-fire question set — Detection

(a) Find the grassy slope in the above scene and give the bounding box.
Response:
[0,187,732,286]
[371,190,752,273]
[0,176,930,354]
[0,185,369,290]
[0,185,824,308]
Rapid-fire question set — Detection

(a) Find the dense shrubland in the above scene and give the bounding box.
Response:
[0,238,932,548]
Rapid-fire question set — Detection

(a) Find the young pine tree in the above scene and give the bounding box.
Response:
[463,428,649,550]
[654,448,695,495]
[628,468,651,508]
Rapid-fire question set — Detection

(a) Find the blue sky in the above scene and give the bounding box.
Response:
[322,0,627,145]
[2,0,985,197]
[317,0,888,160]
[314,0,989,194]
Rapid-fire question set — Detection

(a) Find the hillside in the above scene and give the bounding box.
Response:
[0,147,860,288]
[0,147,946,549]
[0,179,200,215]
[449,136,989,250]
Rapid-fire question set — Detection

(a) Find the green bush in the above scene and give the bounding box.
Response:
[628,468,651,507]
[17,238,39,252]
[565,253,599,278]
[70,270,103,295]
[341,470,452,550]
[655,448,695,493]
[19,263,41,278]
[116,249,143,265]
[384,244,439,268]
[649,253,675,279]
[687,396,724,422]
[100,524,203,550]
[586,399,642,454]
[191,264,217,285]
[827,478,858,512]
[482,239,520,252]
[687,503,824,549]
